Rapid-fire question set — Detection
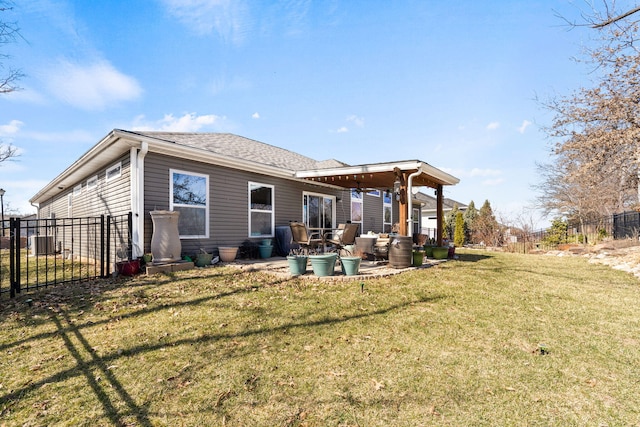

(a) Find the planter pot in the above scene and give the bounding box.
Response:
[116,259,140,276]
[432,247,449,260]
[142,253,153,264]
[412,250,424,267]
[218,246,238,262]
[309,253,338,277]
[287,255,308,275]
[424,245,435,258]
[259,244,273,259]
[448,246,456,259]
[388,236,413,268]
[340,256,361,276]
[195,253,213,267]
[261,239,273,246]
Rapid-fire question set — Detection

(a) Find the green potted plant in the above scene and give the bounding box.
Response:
[309,252,338,277]
[423,238,436,258]
[340,249,362,276]
[286,249,308,276]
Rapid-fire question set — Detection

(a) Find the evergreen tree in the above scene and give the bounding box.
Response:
[463,200,478,243]
[475,200,501,246]
[454,211,466,247]
[444,203,459,240]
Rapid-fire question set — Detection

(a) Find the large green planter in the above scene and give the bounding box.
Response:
[195,252,213,267]
[259,244,273,258]
[424,245,435,258]
[287,255,308,275]
[432,246,449,260]
[309,253,338,277]
[340,256,361,276]
[412,250,424,267]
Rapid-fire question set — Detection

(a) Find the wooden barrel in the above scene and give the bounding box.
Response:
[388,236,413,268]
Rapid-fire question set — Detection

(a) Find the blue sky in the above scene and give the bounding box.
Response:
[0,0,606,227]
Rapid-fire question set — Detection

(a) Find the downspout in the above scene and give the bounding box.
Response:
[130,142,148,258]
[406,168,424,239]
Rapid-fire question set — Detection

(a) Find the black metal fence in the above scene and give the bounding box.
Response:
[0,213,132,299]
[507,210,639,253]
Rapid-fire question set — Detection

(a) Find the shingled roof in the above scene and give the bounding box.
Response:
[126,131,347,171]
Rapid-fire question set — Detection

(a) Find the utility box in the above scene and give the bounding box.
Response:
[30,235,55,256]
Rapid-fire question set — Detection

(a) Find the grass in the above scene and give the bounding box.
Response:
[1,249,640,426]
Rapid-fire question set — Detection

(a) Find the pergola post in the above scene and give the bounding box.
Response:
[396,170,409,236]
[436,184,443,246]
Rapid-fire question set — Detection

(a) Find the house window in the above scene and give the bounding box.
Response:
[367,189,380,197]
[383,191,393,233]
[86,175,98,190]
[170,169,208,238]
[106,162,122,182]
[303,192,335,231]
[350,189,363,229]
[249,182,274,237]
[73,184,82,196]
[413,207,420,235]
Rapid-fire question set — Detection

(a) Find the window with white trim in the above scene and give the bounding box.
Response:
[303,192,335,231]
[350,189,363,230]
[87,175,98,190]
[106,162,122,181]
[383,191,393,233]
[249,182,274,237]
[170,169,209,238]
[73,184,82,196]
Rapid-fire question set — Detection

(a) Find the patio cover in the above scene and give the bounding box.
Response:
[295,160,460,245]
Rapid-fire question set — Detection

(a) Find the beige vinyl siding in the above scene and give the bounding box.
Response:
[143,153,344,255]
[37,154,131,220]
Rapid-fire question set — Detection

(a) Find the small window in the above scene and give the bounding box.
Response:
[249,182,274,237]
[350,189,363,227]
[87,175,98,190]
[383,191,392,232]
[170,169,209,238]
[73,184,82,196]
[367,189,380,197]
[106,162,122,181]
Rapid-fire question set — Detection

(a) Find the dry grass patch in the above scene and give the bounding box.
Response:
[1,250,640,426]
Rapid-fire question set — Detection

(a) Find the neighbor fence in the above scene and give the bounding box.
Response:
[0,213,132,299]
[506,210,640,253]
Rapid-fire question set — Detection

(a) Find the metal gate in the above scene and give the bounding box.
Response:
[0,213,132,299]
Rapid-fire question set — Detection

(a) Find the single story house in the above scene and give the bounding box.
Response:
[415,192,467,239]
[29,130,459,259]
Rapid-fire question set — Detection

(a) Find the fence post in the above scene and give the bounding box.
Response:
[9,217,20,298]
[106,215,111,277]
[100,215,105,278]
[127,211,133,261]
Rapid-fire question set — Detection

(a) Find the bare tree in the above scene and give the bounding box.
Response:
[539,1,640,219]
[0,1,22,164]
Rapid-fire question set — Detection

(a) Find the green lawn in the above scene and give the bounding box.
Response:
[1,249,639,426]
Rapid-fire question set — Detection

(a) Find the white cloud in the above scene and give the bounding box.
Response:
[469,168,502,177]
[336,126,349,133]
[161,0,251,44]
[481,178,505,186]
[518,120,532,134]
[486,121,500,131]
[0,120,24,136]
[346,114,365,127]
[43,59,142,110]
[132,113,223,132]
[252,112,260,119]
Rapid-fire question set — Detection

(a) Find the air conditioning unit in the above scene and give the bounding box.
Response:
[30,235,55,256]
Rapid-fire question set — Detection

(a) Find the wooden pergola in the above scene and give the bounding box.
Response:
[295,160,460,246]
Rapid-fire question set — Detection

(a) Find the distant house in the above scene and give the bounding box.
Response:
[30,130,459,259]
[415,192,467,239]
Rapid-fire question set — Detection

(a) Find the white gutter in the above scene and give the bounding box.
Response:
[129,142,148,258]
[406,168,425,238]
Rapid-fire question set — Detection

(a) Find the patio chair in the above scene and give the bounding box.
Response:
[325,222,360,255]
[289,222,324,254]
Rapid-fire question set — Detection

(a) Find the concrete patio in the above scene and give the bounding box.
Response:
[214,256,447,281]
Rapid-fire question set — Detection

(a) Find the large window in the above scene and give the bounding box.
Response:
[383,191,393,233]
[303,192,335,230]
[249,182,274,237]
[350,189,363,229]
[170,169,208,238]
